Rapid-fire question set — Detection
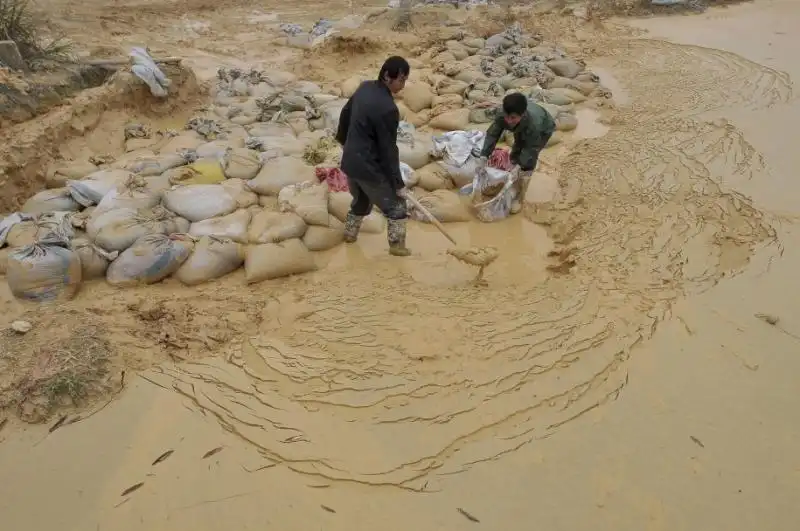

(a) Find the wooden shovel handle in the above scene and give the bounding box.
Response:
[403,192,459,246]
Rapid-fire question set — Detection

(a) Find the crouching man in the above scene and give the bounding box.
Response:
[472,93,555,214]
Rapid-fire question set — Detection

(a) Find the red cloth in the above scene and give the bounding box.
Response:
[488,148,513,171]
[315,167,349,192]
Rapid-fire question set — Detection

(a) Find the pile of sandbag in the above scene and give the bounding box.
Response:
[0,74,400,300]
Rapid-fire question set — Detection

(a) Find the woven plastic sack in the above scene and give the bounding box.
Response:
[222,148,263,180]
[245,239,317,283]
[22,188,81,215]
[71,238,119,280]
[107,234,193,286]
[67,169,136,207]
[188,208,251,243]
[175,236,244,286]
[91,206,186,252]
[302,216,344,251]
[6,239,82,301]
[248,211,307,244]
[163,184,238,222]
[247,157,314,196]
[95,175,162,215]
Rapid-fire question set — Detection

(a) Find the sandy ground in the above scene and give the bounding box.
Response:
[1,0,799,529]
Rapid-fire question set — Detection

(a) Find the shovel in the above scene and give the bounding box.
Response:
[403,191,499,282]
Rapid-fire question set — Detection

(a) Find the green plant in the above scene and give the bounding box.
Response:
[0,0,72,66]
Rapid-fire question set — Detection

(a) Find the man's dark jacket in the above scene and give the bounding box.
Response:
[336,81,403,190]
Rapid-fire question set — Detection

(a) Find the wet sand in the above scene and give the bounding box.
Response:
[2,2,800,530]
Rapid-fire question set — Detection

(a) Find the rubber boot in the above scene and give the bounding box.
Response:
[387,218,411,257]
[343,212,364,243]
[510,170,532,215]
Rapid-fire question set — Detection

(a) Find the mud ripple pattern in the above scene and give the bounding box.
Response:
[148,39,786,490]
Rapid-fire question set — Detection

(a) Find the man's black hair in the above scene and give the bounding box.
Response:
[379,56,411,81]
[502,93,528,116]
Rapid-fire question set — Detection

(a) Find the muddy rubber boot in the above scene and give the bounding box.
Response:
[387,218,411,257]
[343,212,364,243]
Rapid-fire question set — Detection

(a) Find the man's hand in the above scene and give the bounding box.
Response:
[475,155,488,172]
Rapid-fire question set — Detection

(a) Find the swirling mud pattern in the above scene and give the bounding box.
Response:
[149,39,788,490]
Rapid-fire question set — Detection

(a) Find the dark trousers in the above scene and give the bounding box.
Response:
[348,177,407,220]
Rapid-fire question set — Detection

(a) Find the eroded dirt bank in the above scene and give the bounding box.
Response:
[1,1,799,530]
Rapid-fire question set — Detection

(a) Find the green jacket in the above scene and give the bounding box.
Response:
[479,101,556,170]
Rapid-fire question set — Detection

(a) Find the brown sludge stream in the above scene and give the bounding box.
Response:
[1,1,800,530]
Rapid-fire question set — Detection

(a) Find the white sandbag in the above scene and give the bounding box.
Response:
[402,83,434,112]
[22,188,81,215]
[278,182,329,227]
[302,216,344,251]
[95,175,162,215]
[220,178,259,209]
[326,192,385,234]
[247,157,314,196]
[163,184,238,222]
[416,163,455,191]
[245,239,316,283]
[400,161,418,188]
[189,208,251,243]
[429,109,471,131]
[221,148,263,180]
[6,240,82,301]
[439,156,481,188]
[248,211,307,244]
[121,153,190,176]
[46,161,97,189]
[412,190,471,223]
[106,234,193,287]
[92,206,186,252]
[67,169,136,207]
[175,236,244,286]
[71,238,118,280]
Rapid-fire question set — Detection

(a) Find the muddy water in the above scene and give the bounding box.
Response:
[3,3,800,530]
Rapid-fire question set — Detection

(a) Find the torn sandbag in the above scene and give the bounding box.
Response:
[130,47,171,98]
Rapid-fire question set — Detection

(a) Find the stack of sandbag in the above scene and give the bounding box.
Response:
[278,182,344,251]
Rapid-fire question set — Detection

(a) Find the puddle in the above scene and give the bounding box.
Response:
[592,66,630,105]
[573,108,609,139]
[316,215,554,287]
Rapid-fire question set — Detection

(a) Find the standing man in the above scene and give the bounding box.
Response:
[336,56,411,257]
[473,93,555,215]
